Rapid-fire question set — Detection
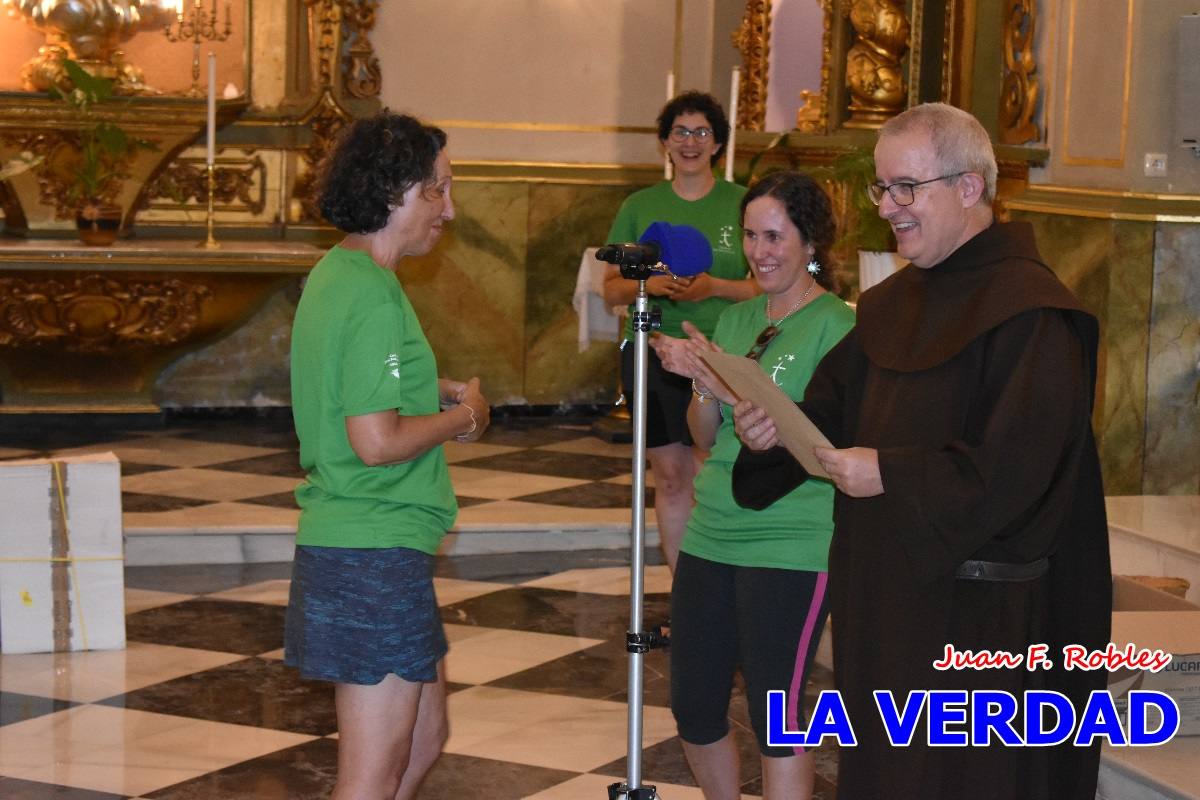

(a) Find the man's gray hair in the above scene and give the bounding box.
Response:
[879,103,998,203]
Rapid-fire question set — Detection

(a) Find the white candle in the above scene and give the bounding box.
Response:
[206,52,217,166]
[665,70,675,180]
[725,66,740,183]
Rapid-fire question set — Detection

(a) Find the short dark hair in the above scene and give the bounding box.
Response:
[741,171,839,293]
[317,111,447,234]
[656,91,731,166]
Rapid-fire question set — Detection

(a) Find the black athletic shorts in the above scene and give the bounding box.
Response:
[620,340,694,449]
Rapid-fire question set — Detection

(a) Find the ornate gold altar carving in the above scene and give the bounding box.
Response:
[294,94,353,224]
[795,0,835,134]
[287,1,379,224]
[0,129,155,218]
[732,0,770,131]
[842,0,910,129]
[999,0,1040,145]
[0,273,210,352]
[1,0,176,93]
[0,94,247,232]
[143,155,267,215]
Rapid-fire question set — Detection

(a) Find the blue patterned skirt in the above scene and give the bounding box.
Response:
[284,545,447,685]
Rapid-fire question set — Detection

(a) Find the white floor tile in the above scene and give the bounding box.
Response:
[445,686,676,773]
[448,466,590,501]
[0,642,244,702]
[50,438,286,469]
[443,624,602,684]
[121,468,300,503]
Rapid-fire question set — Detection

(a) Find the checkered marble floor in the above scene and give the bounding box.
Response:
[0,413,838,798]
[0,551,839,799]
[0,414,660,564]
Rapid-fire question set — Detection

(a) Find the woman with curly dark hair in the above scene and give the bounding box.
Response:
[284,110,489,800]
[656,171,853,799]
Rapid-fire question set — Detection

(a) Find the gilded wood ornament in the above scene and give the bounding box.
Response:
[797,0,835,134]
[339,0,382,100]
[0,130,151,218]
[0,274,211,352]
[732,0,770,131]
[999,0,1040,145]
[144,156,268,215]
[843,0,910,128]
[294,92,354,224]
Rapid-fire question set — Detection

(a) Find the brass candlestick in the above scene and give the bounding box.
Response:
[201,163,220,249]
[164,0,232,98]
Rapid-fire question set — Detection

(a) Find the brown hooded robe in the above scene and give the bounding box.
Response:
[733,222,1112,800]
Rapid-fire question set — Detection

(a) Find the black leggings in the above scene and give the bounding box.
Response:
[670,551,829,756]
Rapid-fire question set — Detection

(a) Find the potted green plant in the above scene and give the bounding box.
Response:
[825,144,903,291]
[48,58,156,245]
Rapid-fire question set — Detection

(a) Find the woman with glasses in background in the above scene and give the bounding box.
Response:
[656,171,854,799]
[602,90,759,572]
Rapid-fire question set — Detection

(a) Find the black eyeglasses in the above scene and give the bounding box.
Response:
[668,126,714,142]
[867,172,967,206]
[745,325,781,362]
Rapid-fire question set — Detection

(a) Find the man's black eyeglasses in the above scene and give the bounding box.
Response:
[867,172,967,206]
[745,325,781,362]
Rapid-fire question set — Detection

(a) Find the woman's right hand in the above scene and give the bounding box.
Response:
[454,377,490,443]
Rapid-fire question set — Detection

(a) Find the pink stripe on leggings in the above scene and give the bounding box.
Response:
[787,571,828,755]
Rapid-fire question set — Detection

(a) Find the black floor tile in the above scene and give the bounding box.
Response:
[420,752,580,798]
[121,492,212,513]
[454,448,632,480]
[0,692,74,727]
[124,563,293,594]
[144,737,336,800]
[476,424,594,448]
[433,548,664,584]
[204,451,305,478]
[514,480,654,509]
[488,639,672,708]
[238,491,299,509]
[0,776,125,800]
[125,599,285,655]
[455,494,493,508]
[172,420,299,450]
[119,461,174,477]
[99,657,336,736]
[440,586,670,641]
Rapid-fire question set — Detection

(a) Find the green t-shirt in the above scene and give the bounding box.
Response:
[606,180,748,338]
[682,292,856,571]
[290,245,457,553]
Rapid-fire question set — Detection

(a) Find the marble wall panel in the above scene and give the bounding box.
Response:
[1014,212,1154,495]
[524,184,631,405]
[156,281,301,408]
[1144,224,1200,494]
[398,182,530,405]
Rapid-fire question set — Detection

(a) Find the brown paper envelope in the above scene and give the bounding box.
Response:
[699,350,832,479]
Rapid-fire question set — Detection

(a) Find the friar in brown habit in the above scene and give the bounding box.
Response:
[730,103,1112,800]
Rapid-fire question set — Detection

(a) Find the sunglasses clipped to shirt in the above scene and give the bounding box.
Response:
[745,325,782,362]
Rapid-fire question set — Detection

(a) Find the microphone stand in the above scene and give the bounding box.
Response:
[608,263,668,800]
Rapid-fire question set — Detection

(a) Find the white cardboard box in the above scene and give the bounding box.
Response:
[0,452,125,653]
[1110,576,1200,737]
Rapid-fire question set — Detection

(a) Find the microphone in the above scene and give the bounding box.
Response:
[638,222,713,278]
[595,242,660,267]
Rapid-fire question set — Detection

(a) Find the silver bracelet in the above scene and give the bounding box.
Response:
[692,378,714,403]
[456,403,477,440]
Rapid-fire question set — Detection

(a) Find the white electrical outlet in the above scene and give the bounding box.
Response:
[1144,153,1168,177]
